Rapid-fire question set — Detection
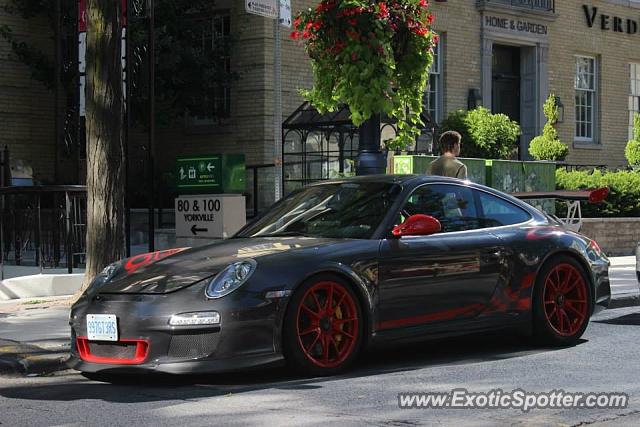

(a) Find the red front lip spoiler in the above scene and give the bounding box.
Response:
[76,337,150,365]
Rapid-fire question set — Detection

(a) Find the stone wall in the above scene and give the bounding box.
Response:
[580,218,640,256]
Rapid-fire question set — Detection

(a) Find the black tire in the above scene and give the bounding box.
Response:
[283,274,364,376]
[532,255,592,346]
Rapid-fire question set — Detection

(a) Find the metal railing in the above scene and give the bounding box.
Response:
[1,185,87,279]
[484,0,555,12]
[0,146,9,188]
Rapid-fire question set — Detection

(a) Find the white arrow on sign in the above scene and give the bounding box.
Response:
[279,0,292,28]
[245,0,277,19]
[207,163,215,172]
[246,0,291,27]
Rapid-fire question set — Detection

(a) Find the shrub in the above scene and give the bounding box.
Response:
[555,168,640,217]
[439,107,520,159]
[625,113,640,166]
[529,94,568,161]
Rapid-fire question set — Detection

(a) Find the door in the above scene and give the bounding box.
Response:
[520,46,538,160]
[377,184,504,331]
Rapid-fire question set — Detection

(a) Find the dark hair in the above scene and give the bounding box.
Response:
[439,130,462,153]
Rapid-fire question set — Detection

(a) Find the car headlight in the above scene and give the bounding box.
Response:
[85,262,119,294]
[205,259,257,299]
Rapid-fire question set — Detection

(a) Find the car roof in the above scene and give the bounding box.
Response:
[310,174,471,186]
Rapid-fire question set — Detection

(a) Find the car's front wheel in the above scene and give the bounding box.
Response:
[533,256,592,346]
[283,274,363,376]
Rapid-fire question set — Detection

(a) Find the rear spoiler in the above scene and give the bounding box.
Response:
[511,188,609,232]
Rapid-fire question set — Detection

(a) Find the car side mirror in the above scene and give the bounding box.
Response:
[392,214,442,238]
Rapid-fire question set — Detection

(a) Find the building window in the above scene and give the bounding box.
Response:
[630,63,640,140]
[425,39,442,123]
[189,13,231,125]
[574,55,597,142]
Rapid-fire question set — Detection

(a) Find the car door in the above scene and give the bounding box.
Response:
[377,183,505,331]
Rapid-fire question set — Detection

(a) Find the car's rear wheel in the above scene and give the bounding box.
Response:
[283,275,363,376]
[533,256,591,346]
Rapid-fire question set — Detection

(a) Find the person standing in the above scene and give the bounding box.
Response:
[427,131,468,179]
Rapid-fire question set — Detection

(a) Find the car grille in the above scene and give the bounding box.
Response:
[168,332,217,359]
[87,341,137,359]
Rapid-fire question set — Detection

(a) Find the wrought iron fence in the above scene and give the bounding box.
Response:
[1,185,87,278]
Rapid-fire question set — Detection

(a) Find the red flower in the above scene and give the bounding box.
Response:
[377,2,389,19]
[412,25,428,36]
[303,31,311,39]
[419,0,428,7]
[305,21,313,30]
[351,52,358,61]
[290,31,299,40]
[427,13,434,25]
[348,18,357,26]
[313,20,322,31]
[433,33,440,44]
[293,17,302,28]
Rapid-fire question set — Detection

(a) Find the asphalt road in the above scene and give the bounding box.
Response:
[0,265,638,426]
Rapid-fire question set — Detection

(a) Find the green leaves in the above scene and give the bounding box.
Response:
[440,108,520,159]
[556,168,640,217]
[625,113,640,166]
[293,0,437,150]
[529,94,568,161]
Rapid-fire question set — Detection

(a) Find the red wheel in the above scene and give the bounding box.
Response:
[284,275,362,375]
[542,264,589,337]
[533,256,591,345]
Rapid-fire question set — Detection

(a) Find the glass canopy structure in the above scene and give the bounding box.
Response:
[282,102,436,195]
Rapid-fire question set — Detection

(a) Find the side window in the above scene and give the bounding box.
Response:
[477,191,531,227]
[401,184,482,232]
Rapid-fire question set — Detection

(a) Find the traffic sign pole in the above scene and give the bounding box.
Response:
[273,5,283,202]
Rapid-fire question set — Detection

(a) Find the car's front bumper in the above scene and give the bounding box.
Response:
[69,286,289,374]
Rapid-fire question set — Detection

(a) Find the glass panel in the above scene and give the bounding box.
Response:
[402,184,482,233]
[478,191,531,227]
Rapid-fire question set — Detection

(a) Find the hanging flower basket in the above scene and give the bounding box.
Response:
[291,0,438,150]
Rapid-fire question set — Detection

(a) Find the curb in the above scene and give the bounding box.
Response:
[0,339,70,377]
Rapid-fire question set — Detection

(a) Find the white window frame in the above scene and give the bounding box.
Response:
[629,63,640,141]
[574,55,597,143]
[425,39,443,123]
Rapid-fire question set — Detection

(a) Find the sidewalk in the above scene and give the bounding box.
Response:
[0,297,72,376]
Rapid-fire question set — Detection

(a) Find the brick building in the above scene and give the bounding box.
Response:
[2,0,639,195]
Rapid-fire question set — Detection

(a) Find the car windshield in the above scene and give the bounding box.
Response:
[236,182,402,239]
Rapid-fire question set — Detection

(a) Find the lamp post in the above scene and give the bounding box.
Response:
[356,114,386,175]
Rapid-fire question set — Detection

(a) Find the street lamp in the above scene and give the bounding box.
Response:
[467,88,482,110]
[554,95,565,123]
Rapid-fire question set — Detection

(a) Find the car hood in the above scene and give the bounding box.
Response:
[98,236,342,294]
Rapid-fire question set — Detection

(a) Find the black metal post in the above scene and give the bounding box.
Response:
[253,167,258,218]
[2,146,10,186]
[356,114,386,175]
[147,0,155,252]
[65,191,72,273]
[37,192,43,273]
[54,0,61,183]
[124,0,131,257]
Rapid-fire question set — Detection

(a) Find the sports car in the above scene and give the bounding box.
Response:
[69,175,611,376]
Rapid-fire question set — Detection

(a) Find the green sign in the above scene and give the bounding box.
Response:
[176,154,245,193]
[177,156,222,190]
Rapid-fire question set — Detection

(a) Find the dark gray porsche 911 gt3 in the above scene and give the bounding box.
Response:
[70,175,611,376]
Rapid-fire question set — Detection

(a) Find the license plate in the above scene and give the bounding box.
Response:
[86,314,118,341]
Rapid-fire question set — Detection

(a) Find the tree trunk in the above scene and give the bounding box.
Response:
[81,0,125,290]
